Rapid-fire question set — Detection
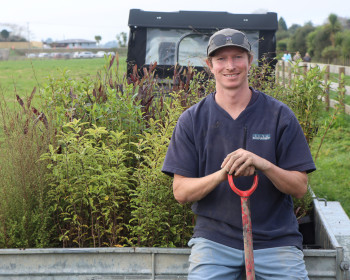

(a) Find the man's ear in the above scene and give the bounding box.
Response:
[249,54,254,67]
[206,58,213,72]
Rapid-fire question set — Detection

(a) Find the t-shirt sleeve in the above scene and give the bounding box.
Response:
[161,111,199,178]
[276,112,316,174]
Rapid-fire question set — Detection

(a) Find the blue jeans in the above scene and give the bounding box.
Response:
[188,238,309,280]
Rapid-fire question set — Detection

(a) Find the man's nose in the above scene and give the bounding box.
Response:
[225,58,235,69]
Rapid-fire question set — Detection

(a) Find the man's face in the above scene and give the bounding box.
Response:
[206,46,252,92]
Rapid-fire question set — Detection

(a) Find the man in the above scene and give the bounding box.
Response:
[162,28,315,279]
[282,51,292,63]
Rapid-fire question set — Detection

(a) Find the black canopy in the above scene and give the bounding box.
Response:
[127,9,278,79]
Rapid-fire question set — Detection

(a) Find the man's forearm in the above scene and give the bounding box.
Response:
[262,162,308,199]
[173,169,227,204]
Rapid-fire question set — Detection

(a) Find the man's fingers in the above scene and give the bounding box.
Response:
[221,149,257,176]
[234,158,254,176]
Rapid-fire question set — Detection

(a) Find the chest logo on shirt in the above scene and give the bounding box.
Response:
[252,134,271,140]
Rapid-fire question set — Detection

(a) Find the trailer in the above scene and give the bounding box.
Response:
[126,9,278,79]
[0,196,349,279]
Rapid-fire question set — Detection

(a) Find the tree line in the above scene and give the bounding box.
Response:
[0,28,27,42]
[276,13,350,64]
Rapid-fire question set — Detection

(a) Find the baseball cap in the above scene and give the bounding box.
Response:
[207,28,251,56]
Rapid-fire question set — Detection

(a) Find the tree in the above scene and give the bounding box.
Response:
[288,22,315,56]
[335,30,350,59]
[275,13,350,62]
[306,30,317,58]
[0,24,27,42]
[342,32,350,59]
[277,39,288,52]
[326,14,342,47]
[307,26,332,60]
[276,17,290,43]
[116,32,127,47]
[95,35,102,46]
[44,38,53,44]
[278,17,288,31]
[0,29,10,41]
[321,46,341,63]
[288,24,301,35]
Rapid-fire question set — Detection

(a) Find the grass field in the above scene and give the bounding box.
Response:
[309,112,350,215]
[329,90,350,105]
[330,72,350,86]
[0,57,127,101]
[0,57,349,217]
[329,72,350,105]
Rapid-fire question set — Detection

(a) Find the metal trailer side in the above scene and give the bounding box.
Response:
[307,198,350,279]
[0,198,349,279]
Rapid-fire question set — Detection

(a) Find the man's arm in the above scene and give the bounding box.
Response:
[173,168,227,205]
[263,165,307,199]
[173,148,308,205]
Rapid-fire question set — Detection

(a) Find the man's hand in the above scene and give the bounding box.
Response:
[221,148,270,177]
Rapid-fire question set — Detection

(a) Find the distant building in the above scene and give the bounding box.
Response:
[51,39,97,49]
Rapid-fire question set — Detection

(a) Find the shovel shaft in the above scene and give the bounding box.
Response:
[241,197,255,280]
[228,174,258,279]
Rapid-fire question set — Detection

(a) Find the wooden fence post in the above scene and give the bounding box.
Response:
[324,65,330,111]
[288,64,292,87]
[282,61,285,87]
[275,61,280,85]
[339,67,345,113]
[302,64,308,76]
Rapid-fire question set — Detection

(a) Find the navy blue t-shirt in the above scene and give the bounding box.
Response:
[162,88,316,250]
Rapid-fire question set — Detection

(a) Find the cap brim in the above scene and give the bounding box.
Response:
[208,43,250,56]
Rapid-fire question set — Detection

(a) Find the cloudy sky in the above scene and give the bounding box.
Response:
[1,0,349,44]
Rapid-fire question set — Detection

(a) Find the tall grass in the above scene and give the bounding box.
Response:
[0,89,55,247]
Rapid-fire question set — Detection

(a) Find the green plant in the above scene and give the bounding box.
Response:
[289,64,326,145]
[129,94,194,247]
[40,120,133,247]
[37,58,144,151]
[273,63,327,145]
[0,88,54,248]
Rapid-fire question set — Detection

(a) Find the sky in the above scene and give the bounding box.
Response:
[1,0,349,44]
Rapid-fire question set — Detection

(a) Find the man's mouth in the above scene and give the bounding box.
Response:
[224,74,239,77]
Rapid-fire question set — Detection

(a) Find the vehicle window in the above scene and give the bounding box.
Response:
[146,28,184,65]
[178,34,208,67]
[146,28,259,67]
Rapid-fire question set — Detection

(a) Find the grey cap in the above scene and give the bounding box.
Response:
[207,28,251,56]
